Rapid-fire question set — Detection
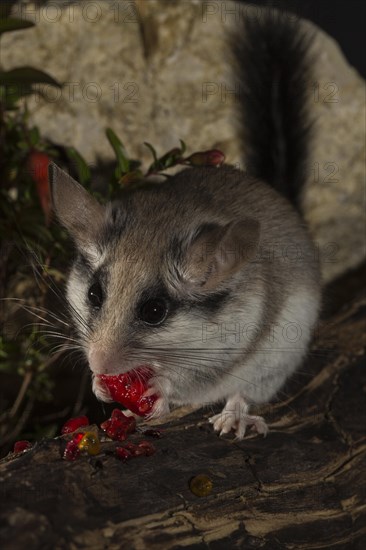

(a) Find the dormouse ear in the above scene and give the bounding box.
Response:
[183,219,260,291]
[48,162,105,248]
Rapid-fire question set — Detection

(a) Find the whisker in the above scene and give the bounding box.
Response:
[1,298,71,330]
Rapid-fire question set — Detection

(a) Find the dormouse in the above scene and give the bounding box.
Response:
[49,12,321,438]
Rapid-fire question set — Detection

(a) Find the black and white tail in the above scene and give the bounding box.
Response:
[231,9,313,208]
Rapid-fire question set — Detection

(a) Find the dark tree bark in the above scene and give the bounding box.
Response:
[0,292,365,549]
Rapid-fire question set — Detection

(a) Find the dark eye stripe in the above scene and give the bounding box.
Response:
[191,290,231,314]
[75,253,94,276]
[136,281,178,326]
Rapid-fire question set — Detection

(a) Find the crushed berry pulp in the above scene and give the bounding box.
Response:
[98,367,158,416]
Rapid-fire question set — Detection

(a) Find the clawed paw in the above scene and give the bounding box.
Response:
[142,377,170,420]
[208,395,268,440]
[145,396,170,421]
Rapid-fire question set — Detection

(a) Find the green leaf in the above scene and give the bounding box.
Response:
[28,126,40,147]
[144,142,185,174]
[179,139,186,155]
[65,147,91,186]
[144,142,158,164]
[158,147,183,169]
[0,67,61,88]
[106,128,130,174]
[114,165,122,181]
[0,17,35,36]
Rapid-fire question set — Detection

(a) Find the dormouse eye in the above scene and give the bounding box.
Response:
[88,282,103,309]
[139,298,168,326]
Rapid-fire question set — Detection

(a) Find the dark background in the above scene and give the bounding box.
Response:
[241,0,366,77]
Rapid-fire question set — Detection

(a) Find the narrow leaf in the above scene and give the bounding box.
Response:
[0,18,35,35]
[0,67,61,87]
[65,147,91,186]
[144,142,158,163]
[179,139,186,155]
[106,128,130,173]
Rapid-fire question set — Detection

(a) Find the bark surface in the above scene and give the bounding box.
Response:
[0,294,365,549]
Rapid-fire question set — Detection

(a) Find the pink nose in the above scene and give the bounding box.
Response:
[88,346,111,374]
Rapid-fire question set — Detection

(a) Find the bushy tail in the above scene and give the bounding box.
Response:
[230,9,313,208]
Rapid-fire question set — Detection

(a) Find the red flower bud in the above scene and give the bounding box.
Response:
[186,149,225,167]
[27,151,52,225]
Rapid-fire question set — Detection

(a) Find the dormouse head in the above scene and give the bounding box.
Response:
[49,163,260,401]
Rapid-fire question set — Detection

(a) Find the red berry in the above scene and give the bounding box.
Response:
[123,416,136,434]
[132,446,146,457]
[123,442,137,452]
[115,447,132,461]
[138,440,156,456]
[100,410,136,441]
[106,418,125,440]
[98,368,158,417]
[72,432,85,445]
[100,419,111,432]
[115,421,136,441]
[114,428,128,442]
[63,440,81,461]
[61,415,89,435]
[13,440,32,453]
[115,440,156,461]
[111,408,130,420]
[123,442,145,457]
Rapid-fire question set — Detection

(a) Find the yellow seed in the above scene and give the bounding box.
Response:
[189,475,213,497]
[78,431,101,455]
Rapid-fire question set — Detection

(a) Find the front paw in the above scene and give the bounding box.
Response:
[145,396,170,421]
[209,394,268,440]
[92,375,113,403]
[142,377,170,421]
